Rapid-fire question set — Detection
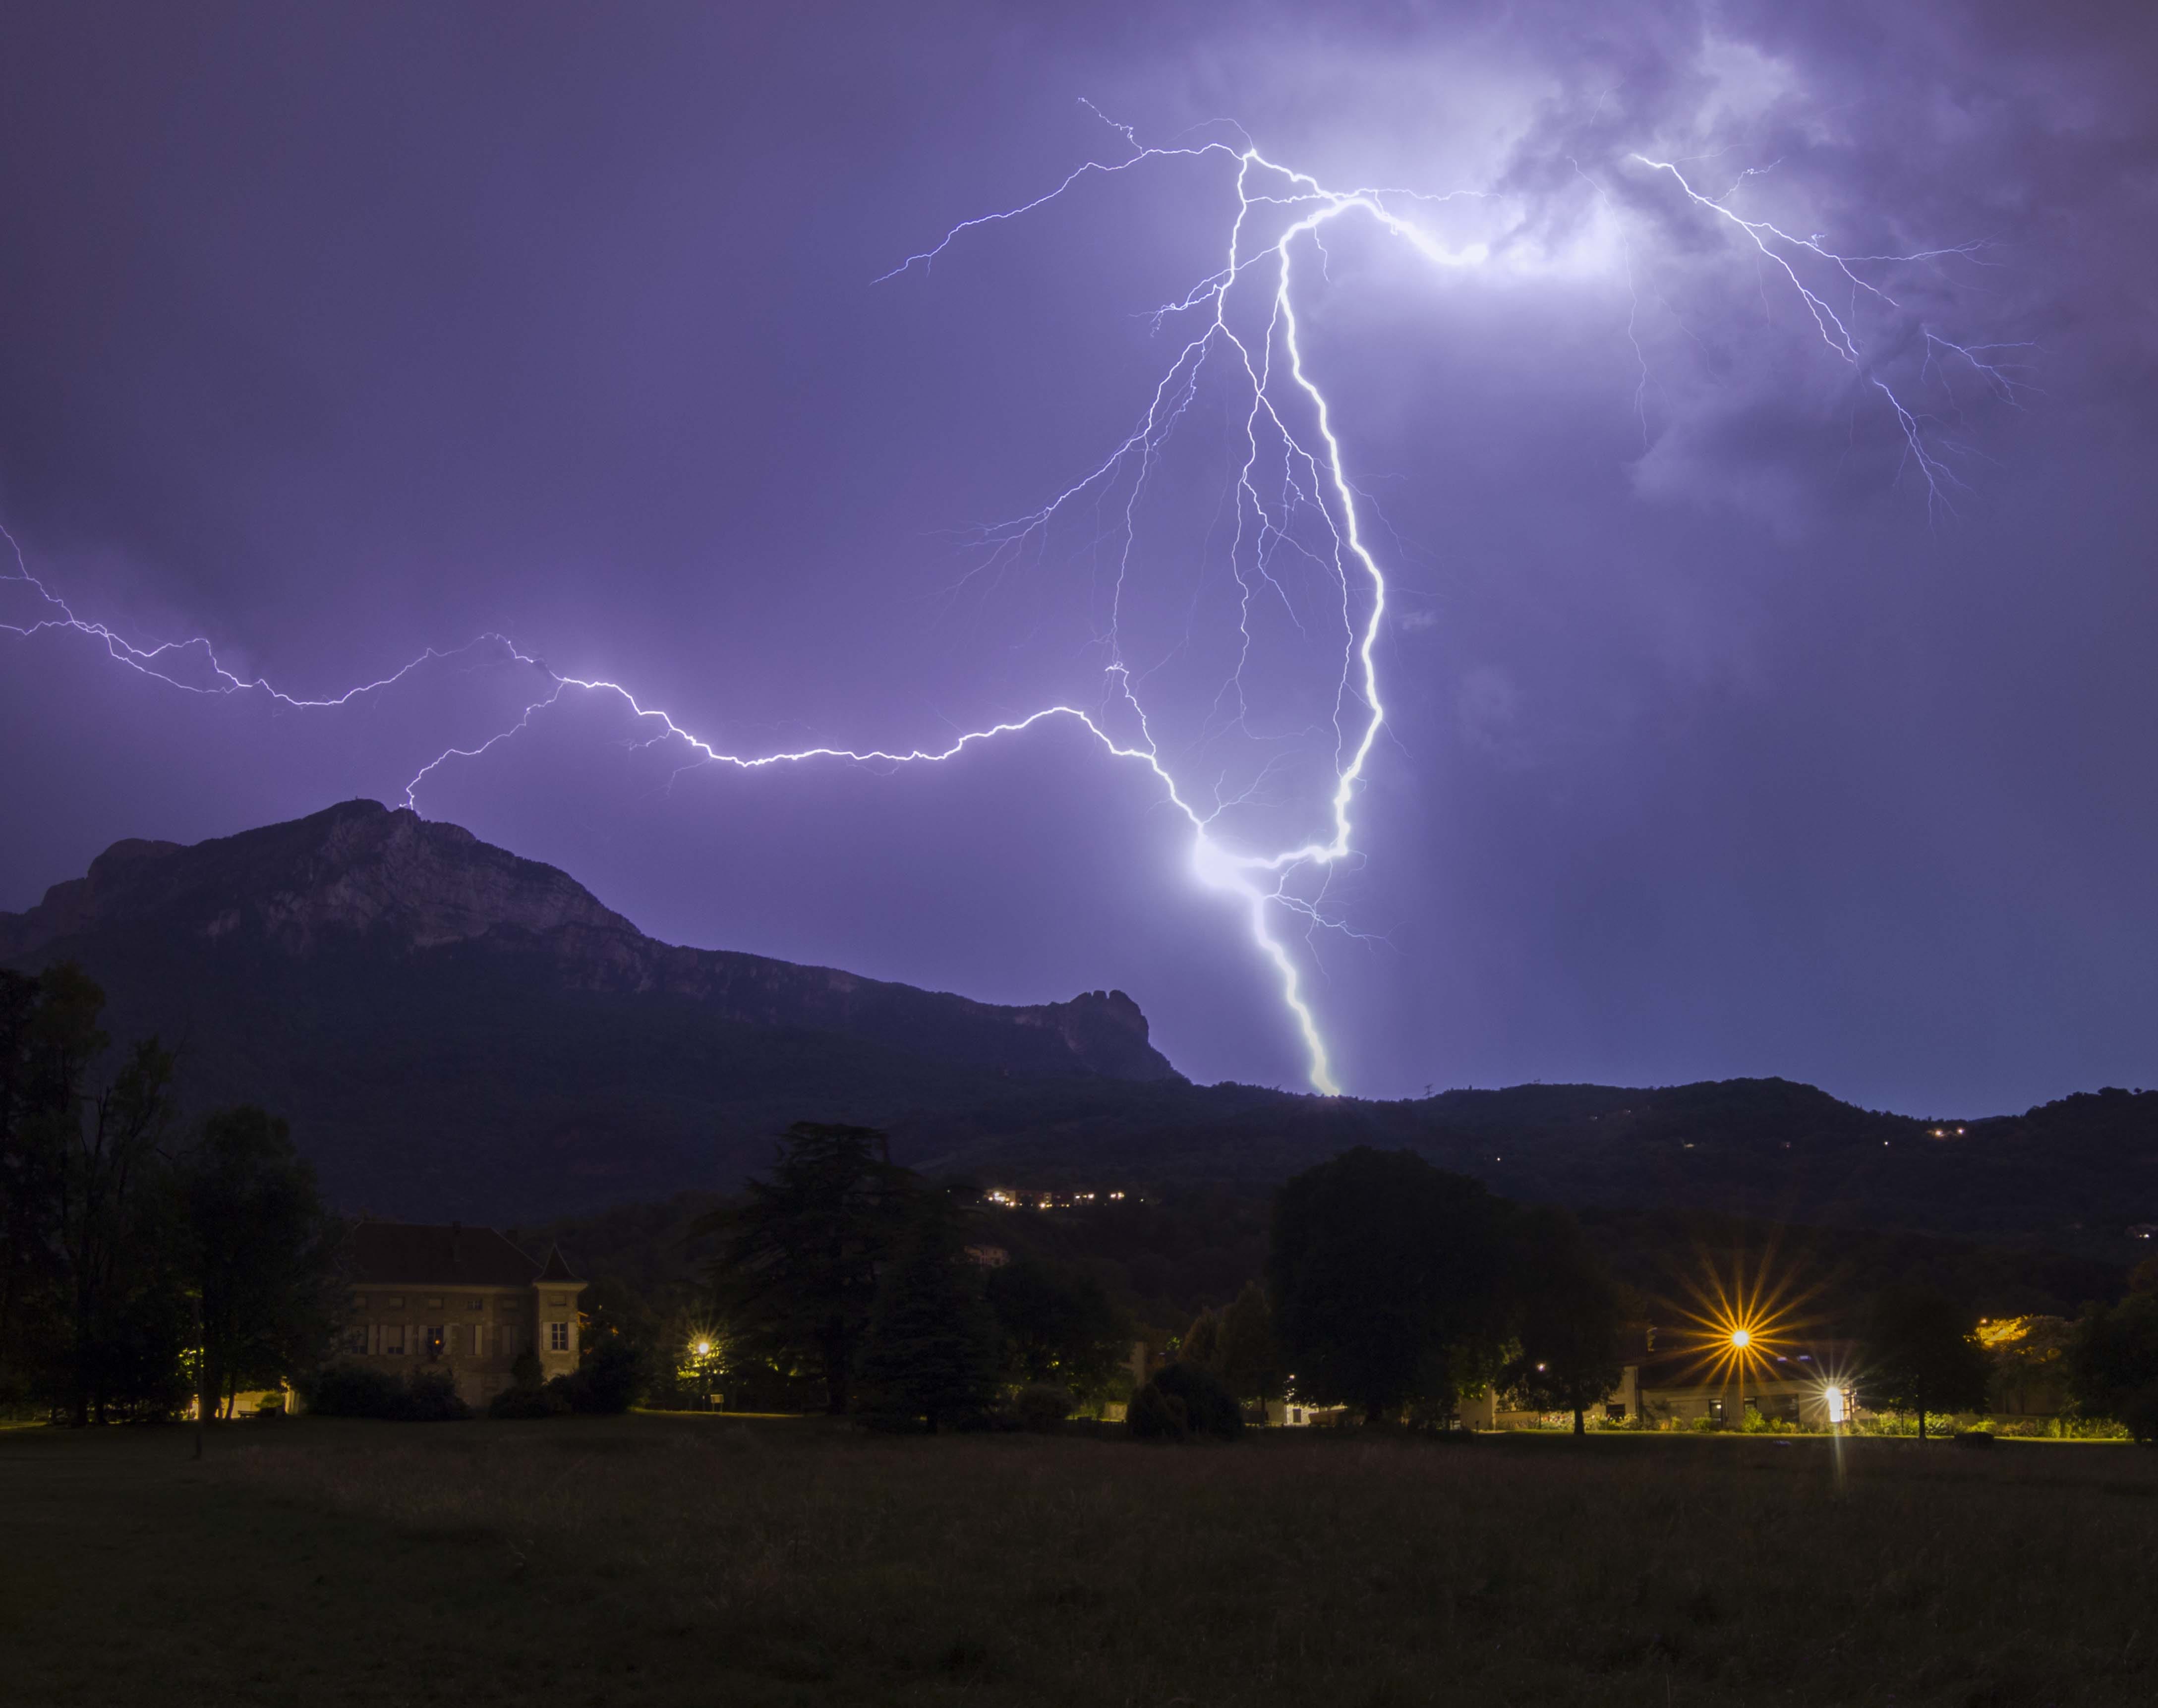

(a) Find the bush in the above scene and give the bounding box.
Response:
[583,1334,647,1413]
[308,1364,470,1422]
[1129,1363,1242,1442]
[1013,1384,1071,1433]
[402,1368,472,1422]
[1127,1381,1189,1441]
[489,1381,569,1420]
[551,1335,646,1415]
[308,1363,407,1419]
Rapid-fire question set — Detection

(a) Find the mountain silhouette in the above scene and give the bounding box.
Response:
[5,800,2152,1260]
[0,800,1178,1216]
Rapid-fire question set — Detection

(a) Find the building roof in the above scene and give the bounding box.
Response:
[345,1221,581,1288]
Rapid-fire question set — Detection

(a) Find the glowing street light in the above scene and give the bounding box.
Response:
[1729,1328,1751,1350]
[694,1340,713,1359]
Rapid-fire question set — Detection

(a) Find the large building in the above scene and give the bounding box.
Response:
[342,1221,586,1408]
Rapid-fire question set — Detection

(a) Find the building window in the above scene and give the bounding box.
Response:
[386,1296,405,1309]
[1606,1403,1626,1421]
[424,1326,444,1360]
[383,1324,406,1355]
[548,1294,569,1307]
[425,1296,443,1310]
[548,1321,570,1353]
[466,1298,483,1311]
[346,1326,368,1355]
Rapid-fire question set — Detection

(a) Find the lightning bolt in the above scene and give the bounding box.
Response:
[2,112,2001,1097]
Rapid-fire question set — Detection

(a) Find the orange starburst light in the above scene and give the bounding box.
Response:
[1658,1236,1828,1410]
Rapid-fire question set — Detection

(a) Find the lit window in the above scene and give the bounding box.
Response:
[548,1321,570,1353]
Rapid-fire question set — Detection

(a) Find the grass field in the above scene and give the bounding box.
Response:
[4,1416,2154,1707]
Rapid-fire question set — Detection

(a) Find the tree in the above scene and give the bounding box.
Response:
[699,1123,914,1415]
[1268,1148,1509,1423]
[1862,1285,1991,1439]
[1129,1360,1243,1441]
[2066,1285,2158,1445]
[855,1194,999,1432]
[1501,1207,1629,1435]
[1179,1306,1224,1373]
[986,1254,1128,1400]
[554,1332,646,1414]
[1216,1280,1283,1407]
[1,965,189,1425]
[0,968,65,1404]
[176,1106,343,1420]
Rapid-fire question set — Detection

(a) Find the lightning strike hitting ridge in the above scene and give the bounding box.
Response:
[2,113,1997,1097]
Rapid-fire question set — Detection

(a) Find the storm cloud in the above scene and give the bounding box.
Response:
[2,0,2153,1112]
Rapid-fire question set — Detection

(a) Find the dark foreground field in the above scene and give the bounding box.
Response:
[4,1417,2154,1707]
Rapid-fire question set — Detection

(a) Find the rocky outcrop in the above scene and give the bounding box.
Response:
[0,799,1181,1083]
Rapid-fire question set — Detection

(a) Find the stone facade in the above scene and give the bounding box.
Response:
[341,1221,586,1409]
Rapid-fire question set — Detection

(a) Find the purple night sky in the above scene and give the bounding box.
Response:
[2,1,2153,1112]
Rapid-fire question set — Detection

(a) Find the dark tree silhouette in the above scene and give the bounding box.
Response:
[699,1123,915,1415]
[1862,1285,1991,1439]
[1216,1279,1283,1408]
[1500,1206,1628,1435]
[1268,1148,1509,1423]
[1179,1305,1224,1373]
[16,964,185,1425]
[177,1106,342,1419]
[1128,1360,1243,1441]
[986,1254,1128,1398]
[856,1194,999,1432]
[0,968,62,1404]
[2067,1275,2158,1444]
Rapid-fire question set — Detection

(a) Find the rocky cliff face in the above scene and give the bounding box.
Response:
[0,799,1181,1084]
